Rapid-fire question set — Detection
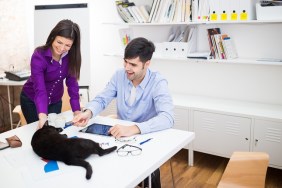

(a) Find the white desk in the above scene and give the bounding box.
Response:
[0,79,25,129]
[0,111,195,188]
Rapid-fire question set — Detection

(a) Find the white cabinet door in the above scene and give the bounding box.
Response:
[194,111,251,158]
[254,119,282,168]
[173,107,189,131]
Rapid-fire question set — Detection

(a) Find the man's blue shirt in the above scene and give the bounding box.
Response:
[86,68,174,134]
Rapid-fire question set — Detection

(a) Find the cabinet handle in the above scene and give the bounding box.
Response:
[255,139,258,146]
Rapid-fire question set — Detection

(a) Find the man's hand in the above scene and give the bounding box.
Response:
[109,124,140,138]
[72,109,92,127]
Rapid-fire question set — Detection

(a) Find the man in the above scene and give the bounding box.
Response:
[73,37,174,188]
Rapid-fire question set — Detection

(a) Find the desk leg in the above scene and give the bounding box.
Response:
[188,143,194,166]
[7,86,13,129]
[148,174,152,188]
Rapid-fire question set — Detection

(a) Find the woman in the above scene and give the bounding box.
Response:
[21,19,82,128]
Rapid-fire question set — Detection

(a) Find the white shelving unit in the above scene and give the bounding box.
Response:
[100,1,282,169]
[105,53,282,66]
[103,19,282,66]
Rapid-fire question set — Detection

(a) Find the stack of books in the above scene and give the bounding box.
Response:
[115,1,150,23]
[115,0,191,23]
[207,28,238,60]
[149,0,191,23]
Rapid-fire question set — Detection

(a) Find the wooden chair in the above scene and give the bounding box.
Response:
[218,151,269,188]
[13,105,27,127]
[61,85,72,112]
[62,85,85,112]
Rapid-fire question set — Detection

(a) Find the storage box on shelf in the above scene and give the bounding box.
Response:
[256,3,282,20]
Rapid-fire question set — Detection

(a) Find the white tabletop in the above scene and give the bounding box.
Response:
[0,111,195,188]
[0,78,26,86]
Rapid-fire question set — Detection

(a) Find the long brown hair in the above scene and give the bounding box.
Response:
[36,19,81,80]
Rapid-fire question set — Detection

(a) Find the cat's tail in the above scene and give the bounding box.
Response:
[98,146,117,156]
[65,159,93,180]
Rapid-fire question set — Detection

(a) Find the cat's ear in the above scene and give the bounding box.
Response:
[43,121,49,127]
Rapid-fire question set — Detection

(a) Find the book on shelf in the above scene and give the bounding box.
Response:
[207,28,221,59]
[222,37,238,59]
[115,1,135,23]
[149,0,161,22]
[147,0,191,23]
[127,6,139,22]
[184,0,191,22]
[213,34,225,59]
[139,5,150,22]
[115,1,150,23]
[206,28,238,60]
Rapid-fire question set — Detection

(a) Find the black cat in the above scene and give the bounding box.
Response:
[31,123,117,179]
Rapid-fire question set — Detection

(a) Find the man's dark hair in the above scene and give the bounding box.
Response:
[124,37,155,63]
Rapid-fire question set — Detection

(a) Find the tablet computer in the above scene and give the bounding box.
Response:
[80,123,112,136]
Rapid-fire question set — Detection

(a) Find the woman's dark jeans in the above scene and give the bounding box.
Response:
[20,91,62,124]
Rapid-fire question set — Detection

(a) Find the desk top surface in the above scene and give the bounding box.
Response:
[0,78,26,86]
[0,111,195,188]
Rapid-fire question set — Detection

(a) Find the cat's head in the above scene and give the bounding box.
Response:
[42,121,63,133]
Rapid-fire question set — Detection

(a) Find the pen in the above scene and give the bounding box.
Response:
[139,138,153,145]
[64,121,74,129]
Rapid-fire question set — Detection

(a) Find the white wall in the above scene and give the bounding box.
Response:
[0,0,30,73]
[2,0,282,106]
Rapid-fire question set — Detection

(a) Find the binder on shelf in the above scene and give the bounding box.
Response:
[191,0,198,21]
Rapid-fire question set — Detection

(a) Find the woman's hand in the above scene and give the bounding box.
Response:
[38,113,47,129]
[73,110,82,116]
